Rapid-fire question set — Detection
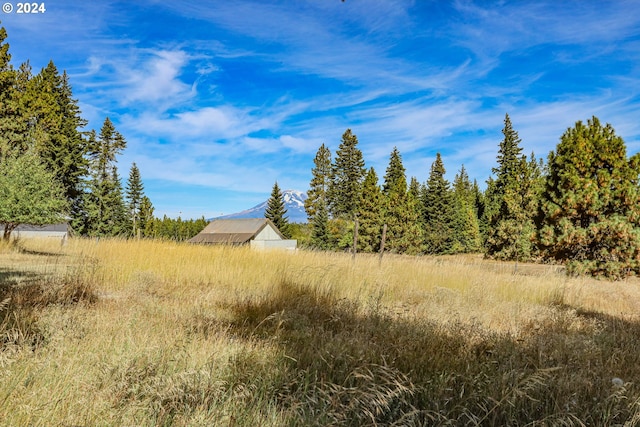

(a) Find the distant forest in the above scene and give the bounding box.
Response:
[1,23,639,279]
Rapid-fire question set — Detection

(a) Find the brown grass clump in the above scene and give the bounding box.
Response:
[2,237,640,425]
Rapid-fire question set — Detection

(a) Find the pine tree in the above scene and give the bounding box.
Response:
[357,167,383,252]
[482,114,522,232]
[109,167,129,235]
[452,165,481,253]
[81,119,127,236]
[472,179,485,231]
[328,129,366,219]
[265,181,291,238]
[536,117,640,279]
[382,147,421,253]
[484,114,540,260]
[139,196,154,237]
[126,162,145,236]
[310,201,330,249]
[401,177,425,255]
[494,114,523,188]
[305,143,332,220]
[20,62,88,209]
[305,143,332,247]
[0,27,24,158]
[422,153,455,254]
[382,147,406,195]
[51,69,88,219]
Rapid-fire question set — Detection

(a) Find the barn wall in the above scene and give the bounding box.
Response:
[254,225,283,241]
[251,239,297,250]
[14,231,67,239]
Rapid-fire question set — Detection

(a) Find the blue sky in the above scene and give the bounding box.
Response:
[3,0,640,218]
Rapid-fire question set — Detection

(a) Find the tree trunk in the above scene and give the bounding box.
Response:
[3,223,14,241]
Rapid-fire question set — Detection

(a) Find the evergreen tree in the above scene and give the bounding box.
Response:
[484,114,540,260]
[109,167,129,235]
[0,28,24,157]
[536,117,640,279]
[265,181,291,238]
[305,143,331,246]
[305,143,332,220]
[139,196,154,237]
[381,147,421,253]
[356,167,383,253]
[382,147,406,195]
[422,153,455,254]
[401,177,425,255]
[328,129,366,219]
[90,118,126,179]
[126,162,145,236]
[20,62,88,211]
[452,165,481,253]
[472,179,485,232]
[482,114,522,232]
[81,119,127,236]
[310,201,330,249]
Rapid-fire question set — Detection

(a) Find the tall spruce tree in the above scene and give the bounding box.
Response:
[472,179,485,232]
[126,162,145,237]
[305,143,332,220]
[484,114,540,260]
[305,143,332,246]
[0,27,24,158]
[402,177,425,255]
[109,167,129,235]
[382,147,406,195]
[536,117,640,279]
[310,201,330,249]
[265,181,291,238]
[381,147,421,253]
[328,129,366,219]
[356,167,383,253]
[452,165,481,253]
[483,114,523,231]
[138,196,155,238]
[81,119,128,236]
[22,62,88,220]
[422,153,455,254]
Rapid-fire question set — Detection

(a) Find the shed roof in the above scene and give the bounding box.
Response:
[188,218,285,244]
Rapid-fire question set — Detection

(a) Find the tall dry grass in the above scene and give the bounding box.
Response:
[1,237,640,425]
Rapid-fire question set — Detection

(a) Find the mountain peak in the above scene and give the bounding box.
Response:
[216,189,308,223]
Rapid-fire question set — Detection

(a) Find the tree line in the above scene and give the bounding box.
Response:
[301,116,640,279]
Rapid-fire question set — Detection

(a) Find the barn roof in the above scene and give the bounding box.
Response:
[188,218,285,244]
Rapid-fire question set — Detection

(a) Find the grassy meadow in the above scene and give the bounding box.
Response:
[2,237,640,426]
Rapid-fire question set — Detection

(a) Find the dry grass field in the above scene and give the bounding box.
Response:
[2,237,640,426]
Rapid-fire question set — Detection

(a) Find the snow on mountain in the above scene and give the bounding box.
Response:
[216,190,309,223]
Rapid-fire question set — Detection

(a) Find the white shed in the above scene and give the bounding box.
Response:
[13,223,69,240]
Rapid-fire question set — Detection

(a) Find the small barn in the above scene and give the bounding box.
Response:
[188,218,297,250]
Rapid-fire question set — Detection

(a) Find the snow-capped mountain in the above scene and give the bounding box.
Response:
[216,190,308,223]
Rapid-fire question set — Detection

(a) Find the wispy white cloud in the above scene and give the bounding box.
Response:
[121,50,193,104]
